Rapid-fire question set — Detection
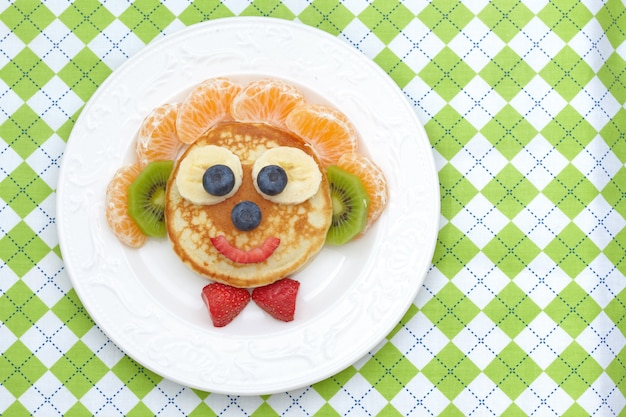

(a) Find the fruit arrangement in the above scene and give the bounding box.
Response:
[105,77,388,327]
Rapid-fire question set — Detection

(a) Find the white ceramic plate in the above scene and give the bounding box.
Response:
[57,17,439,395]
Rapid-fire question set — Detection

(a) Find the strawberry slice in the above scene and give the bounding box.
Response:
[252,278,300,322]
[210,235,280,264]
[201,283,251,327]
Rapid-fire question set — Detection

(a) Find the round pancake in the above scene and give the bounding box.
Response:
[165,122,332,288]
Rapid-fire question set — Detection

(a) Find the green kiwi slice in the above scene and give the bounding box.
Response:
[127,160,174,238]
[326,165,370,245]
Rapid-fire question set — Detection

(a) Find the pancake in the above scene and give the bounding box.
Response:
[165,122,332,288]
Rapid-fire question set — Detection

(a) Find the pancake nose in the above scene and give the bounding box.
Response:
[231,200,262,231]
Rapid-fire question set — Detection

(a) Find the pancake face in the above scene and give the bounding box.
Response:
[165,122,332,288]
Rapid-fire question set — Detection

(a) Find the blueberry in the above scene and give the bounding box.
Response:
[231,201,262,231]
[203,165,235,196]
[257,165,287,196]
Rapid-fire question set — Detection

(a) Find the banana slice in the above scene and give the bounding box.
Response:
[176,145,243,205]
[252,146,322,205]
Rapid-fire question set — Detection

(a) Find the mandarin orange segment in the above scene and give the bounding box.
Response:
[105,163,148,248]
[337,152,388,233]
[176,77,242,144]
[136,103,182,166]
[285,103,358,167]
[231,79,305,129]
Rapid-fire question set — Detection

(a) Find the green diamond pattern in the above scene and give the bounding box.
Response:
[422,282,480,338]
[419,47,475,101]
[250,403,281,417]
[481,105,537,160]
[0,106,55,159]
[484,342,542,399]
[539,46,594,101]
[422,343,481,401]
[417,2,473,43]
[439,405,465,417]
[597,0,626,48]
[241,0,296,20]
[544,282,602,337]
[58,109,82,142]
[426,105,477,160]
[0,281,48,336]
[178,2,234,25]
[483,222,541,278]
[501,404,526,416]
[298,1,354,36]
[59,0,116,43]
[1,341,47,397]
[546,342,603,399]
[2,402,32,417]
[477,1,534,43]
[432,223,480,278]
[484,283,541,338]
[0,162,53,216]
[374,404,403,417]
[538,0,593,42]
[601,166,626,218]
[119,0,177,44]
[58,48,112,101]
[373,48,416,89]
[438,163,479,220]
[544,222,601,277]
[543,164,599,219]
[479,47,535,101]
[111,356,163,398]
[0,0,55,43]
[314,405,344,417]
[563,404,594,417]
[127,403,158,417]
[2,1,626,415]
[482,163,539,218]
[50,341,109,398]
[541,105,596,161]
[604,287,626,337]
[359,0,413,44]
[598,52,626,104]
[51,291,95,338]
[604,228,626,276]
[0,48,55,101]
[606,346,626,396]
[312,366,357,401]
[360,344,418,400]
[600,108,626,164]
[0,221,51,277]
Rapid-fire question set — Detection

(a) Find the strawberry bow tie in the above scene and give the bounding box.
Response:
[201,278,300,327]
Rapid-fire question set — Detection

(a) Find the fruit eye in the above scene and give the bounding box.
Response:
[252,146,322,205]
[175,145,243,205]
[203,165,236,196]
[256,165,287,196]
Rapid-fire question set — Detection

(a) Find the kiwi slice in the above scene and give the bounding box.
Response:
[326,165,370,245]
[127,160,174,238]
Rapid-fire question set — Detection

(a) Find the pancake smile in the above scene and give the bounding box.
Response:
[210,235,280,264]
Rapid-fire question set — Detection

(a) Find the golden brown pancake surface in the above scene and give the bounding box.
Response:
[165,122,332,288]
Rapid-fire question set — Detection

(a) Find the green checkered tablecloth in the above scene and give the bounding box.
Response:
[1,0,625,415]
